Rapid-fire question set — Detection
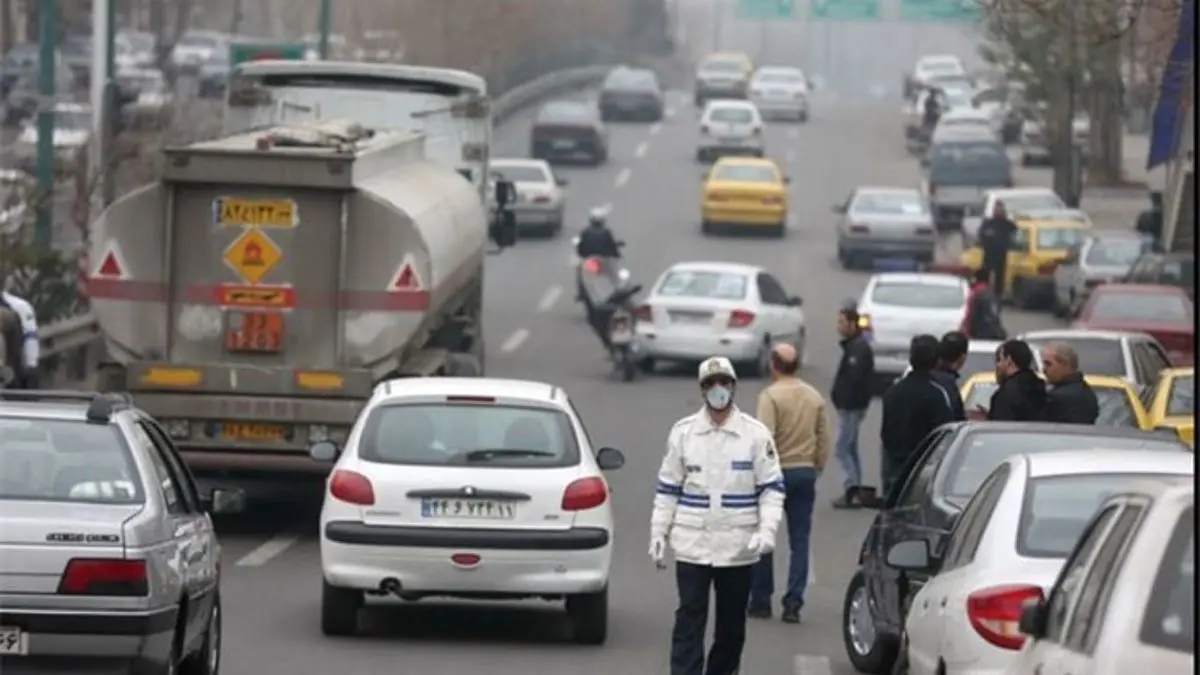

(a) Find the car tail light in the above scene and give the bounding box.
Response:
[966,584,1044,650]
[762,195,783,205]
[609,316,629,330]
[751,126,762,136]
[329,469,375,506]
[583,257,602,274]
[850,225,870,234]
[728,309,756,328]
[700,124,710,135]
[635,304,653,322]
[532,195,551,204]
[562,477,608,511]
[58,559,148,596]
[915,226,934,235]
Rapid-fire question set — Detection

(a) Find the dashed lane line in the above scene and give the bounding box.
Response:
[234,533,300,567]
[537,285,563,312]
[614,168,631,189]
[500,328,530,353]
[635,141,649,158]
[650,122,663,135]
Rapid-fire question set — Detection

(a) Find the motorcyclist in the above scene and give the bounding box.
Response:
[921,88,943,132]
[575,208,621,259]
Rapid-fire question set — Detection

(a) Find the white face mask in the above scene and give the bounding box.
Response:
[704,385,733,410]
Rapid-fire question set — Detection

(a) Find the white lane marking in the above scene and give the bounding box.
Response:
[635,141,648,158]
[235,534,300,567]
[537,285,562,312]
[793,654,833,675]
[787,128,799,140]
[650,122,663,135]
[663,107,675,120]
[500,328,530,353]
[614,168,631,189]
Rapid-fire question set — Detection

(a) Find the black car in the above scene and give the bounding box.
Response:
[1124,251,1195,300]
[841,421,1190,674]
[530,100,609,166]
[598,67,664,122]
[924,138,1012,231]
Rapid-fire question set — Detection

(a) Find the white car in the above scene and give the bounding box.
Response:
[696,100,764,163]
[1052,232,1154,317]
[1004,478,1194,675]
[634,261,805,377]
[1020,328,1174,388]
[1020,113,1091,166]
[858,273,969,378]
[171,31,225,71]
[934,108,999,140]
[14,102,91,173]
[833,186,936,268]
[748,66,809,122]
[891,449,1194,675]
[312,377,625,644]
[961,187,1068,244]
[488,158,567,235]
[906,54,967,98]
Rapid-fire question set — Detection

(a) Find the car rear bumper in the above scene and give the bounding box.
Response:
[751,98,807,117]
[695,84,746,99]
[321,522,611,595]
[840,237,934,258]
[511,205,563,228]
[0,606,175,667]
[635,328,761,362]
[698,138,763,153]
[703,205,784,226]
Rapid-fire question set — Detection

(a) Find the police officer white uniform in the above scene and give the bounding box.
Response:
[650,356,785,675]
[0,291,38,386]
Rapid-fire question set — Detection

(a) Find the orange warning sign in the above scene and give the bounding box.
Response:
[215,284,296,309]
[223,228,282,284]
[92,244,127,279]
[389,257,424,292]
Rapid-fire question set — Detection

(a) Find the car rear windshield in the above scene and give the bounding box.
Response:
[1004,194,1065,214]
[708,107,754,124]
[965,383,1138,427]
[605,70,655,89]
[1090,293,1190,323]
[1169,376,1195,416]
[928,144,1009,184]
[713,164,776,182]
[0,417,143,504]
[359,403,579,468]
[945,431,1185,500]
[1086,238,1150,266]
[1025,338,1126,377]
[702,60,743,73]
[854,193,927,216]
[491,165,548,183]
[870,282,964,309]
[539,102,591,123]
[1140,505,1194,654]
[658,270,748,300]
[1018,473,1176,558]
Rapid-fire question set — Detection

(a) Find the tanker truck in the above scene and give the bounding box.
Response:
[85,120,517,479]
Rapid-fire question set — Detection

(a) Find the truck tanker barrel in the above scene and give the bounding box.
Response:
[85,120,514,479]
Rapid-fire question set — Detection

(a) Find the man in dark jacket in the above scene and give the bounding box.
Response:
[830,306,875,509]
[963,269,1006,339]
[977,201,1019,296]
[935,331,969,421]
[986,339,1047,421]
[880,335,955,498]
[1135,191,1164,251]
[1041,342,1100,424]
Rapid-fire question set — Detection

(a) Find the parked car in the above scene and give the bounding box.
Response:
[953,215,1091,308]
[855,273,968,379]
[117,69,173,129]
[1124,251,1195,300]
[598,66,664,122]
[1021,328,1174,390]
[529,100,608,166]
[1052,232,1155,317]
[2,59,73,127]
[903,54,967,100]
[1142,367,1195,447]
[960,372,1152,430]
[1073,284,1194,367]
[488,158,567,236]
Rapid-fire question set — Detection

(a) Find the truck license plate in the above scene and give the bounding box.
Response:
[222,423,288,442]
[0,626,28,655]
[225,311,284,353]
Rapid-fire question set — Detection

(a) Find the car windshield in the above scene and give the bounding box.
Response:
[1168,376,1195,416]
[1086,238,1150,266]
[1024,337,1126,377]
[1036,227,1086,250]
[756,71,804,84]
[1090,292,1190,323]
[1139,506,1194,654]
[359,403,578,467]
[945,431,1183,499]
[713,164,776,182]
[1018,473,1179,558]
[870,282,964,309]
[702,60,744,73]
[1003,193,1065,214]
[491,165,549,183]
[658,270,748,300]
[540,102,592,122]
[708,106,754,124]
[606,70,655,89]
[0,417,143,504]
[965,383,1139,427]
[853,192,927,216]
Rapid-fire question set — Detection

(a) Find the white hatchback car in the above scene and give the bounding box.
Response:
[858,273,970,378]
[697,100,765,163]
[312,377,625,644]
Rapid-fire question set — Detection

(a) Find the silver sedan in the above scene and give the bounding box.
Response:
[489,158,568,236]
[833,187,936,269]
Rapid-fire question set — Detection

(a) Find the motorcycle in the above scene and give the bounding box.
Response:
[572,235,629,319]
[599,283,643,382]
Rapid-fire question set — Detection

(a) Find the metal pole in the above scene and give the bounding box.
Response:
[100,0,117,206]
[89,0,108,218]
[318,0,332,59]
[34,0,58,253]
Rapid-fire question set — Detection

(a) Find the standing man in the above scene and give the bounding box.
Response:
[986,339,1047,421]
[934,331,969,421]
[977,200,1018,296]
[880,335,955,498]
[0,288,38,388]
[1042,342,1099,424]
[962,269,1007,339]
[830,306,875,509]
[748,343,830,624]
[1135,191,1164,250]
[650,356,785,675]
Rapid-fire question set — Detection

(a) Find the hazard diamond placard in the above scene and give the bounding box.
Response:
[223,228,283,284]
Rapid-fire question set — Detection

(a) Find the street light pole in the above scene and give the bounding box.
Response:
[34,0,58,253]
[317,0,332,59]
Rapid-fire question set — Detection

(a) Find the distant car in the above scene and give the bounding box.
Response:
[960,371,1151,430]
[856,273,969,379]
[904,54,966,99]
[0,168,33,234]
[960,187,1067,245]
[311,377,624,644]
[197,54,231,99]
[932,108,999,141]
[1021,328,1174,388]
[1073,284,1194,367]
[171,31,226,72]
[954,215,1090,308]
[696,99,764,162]
[529,100,608,166]
[1052,232,1155,316]
[700,156,789,237]
[488,158,567,236]
[893,450,1193,675]
[1143,367,1195,447]
[13,102,91,175]
[116,31,157,70]
[2,60,73,127]
[60,34,93,88]
[904,88,975,146]
[633,261,805,377]
[598,67,664,122]
[1005,480,1194,675]
[1,43,40,94]
[118,69,173,129]
[1124,251,1195,300]
[841,420,1189,675]
[1019,111,1090,167]
[748,66,810,122]
[833,186,935,268]
[694,52,753,106]
[968,83,1024,144]
[922,137,1013,232]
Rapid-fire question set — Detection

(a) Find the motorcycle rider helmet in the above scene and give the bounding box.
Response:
[587,207,608,227]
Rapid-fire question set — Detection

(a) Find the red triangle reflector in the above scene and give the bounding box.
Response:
[389,260,422,292]
[96,250,124,278]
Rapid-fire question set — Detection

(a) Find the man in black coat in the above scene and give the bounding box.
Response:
[986,339,1047,421]
[1041,342,1100,424]
[880,335,955,498]
[830,306,876,509]
[934,331,969,421]
[977,201,1019,296]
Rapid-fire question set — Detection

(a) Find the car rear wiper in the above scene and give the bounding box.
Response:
[460,448,556,462]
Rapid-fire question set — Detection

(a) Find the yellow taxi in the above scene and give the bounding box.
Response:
[1142,367,1195,447]
[955,216,1091,309]
[960,371,1152,430]
[700,156,788,237]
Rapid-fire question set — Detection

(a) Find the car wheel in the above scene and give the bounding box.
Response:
[321,579,363,636]
[842,570,897,673]
[179,595,221,675]
[567,586,608,645]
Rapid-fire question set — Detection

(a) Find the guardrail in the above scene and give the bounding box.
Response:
[34,63,615,387]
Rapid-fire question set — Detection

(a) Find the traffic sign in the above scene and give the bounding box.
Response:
[810,0,881,20]
[899,0,980,22]
[737,0,794,20]
[229,42,307,67]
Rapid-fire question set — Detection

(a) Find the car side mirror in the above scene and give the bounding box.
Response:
[886,539,934,572]
[596,446,625,471]
[1018,599,1048,638]
[788,295,803,307]
[206,487,246,515]
[309,440,339,462]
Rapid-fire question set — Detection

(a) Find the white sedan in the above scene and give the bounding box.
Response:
[312,377,624,644]
[697,100,765,163]
[890,448,1194,675]
[634,261,805,377]
[960,187,1068,245]
[748,66,809,122]
[489,158,568,235]
[857,273,969,378]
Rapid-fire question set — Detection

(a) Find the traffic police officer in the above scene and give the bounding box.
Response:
[0,290,38,388]
[650,356,785,675]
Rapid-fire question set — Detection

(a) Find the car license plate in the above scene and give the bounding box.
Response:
[421,498,515,520]
[0,627,28,655]
[552,139,575,150]
[719,137,743,145]
[222,423,288,442]
[610,328,633,344]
